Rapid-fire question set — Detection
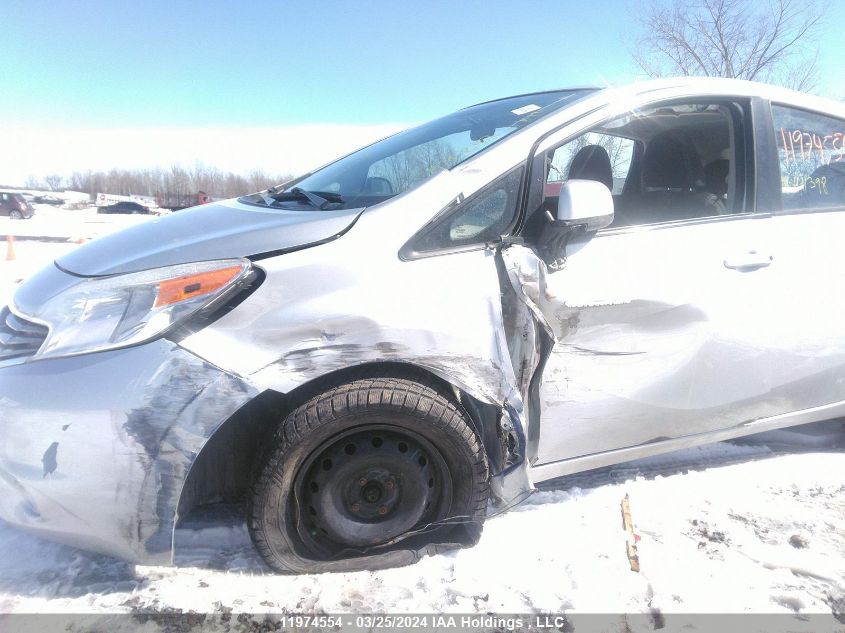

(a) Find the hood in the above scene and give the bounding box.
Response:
[56,199,363,277]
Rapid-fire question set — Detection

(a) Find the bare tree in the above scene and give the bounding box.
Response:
[43,174,65,191]
[633,0,824,91]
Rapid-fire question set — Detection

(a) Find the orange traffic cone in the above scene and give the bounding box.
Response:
[5,235,15,261]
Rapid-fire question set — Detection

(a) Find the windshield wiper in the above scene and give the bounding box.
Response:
[268,187,344,210]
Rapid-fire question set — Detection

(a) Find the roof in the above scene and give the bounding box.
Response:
[464,87,602,110]
[594,77,845,118]
[487,77,845,120]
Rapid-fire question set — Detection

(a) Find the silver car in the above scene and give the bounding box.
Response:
[2,78,844,573]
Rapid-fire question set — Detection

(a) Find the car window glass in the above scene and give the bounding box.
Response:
[538,103,742,229]
[404,166,523,257]
[548,133,634,195]
[367,128,514,195]
[772,104,845,210]
[247,90,590,211]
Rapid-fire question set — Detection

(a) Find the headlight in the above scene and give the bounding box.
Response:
[19,259,255,360]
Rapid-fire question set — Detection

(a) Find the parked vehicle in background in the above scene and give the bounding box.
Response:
[33,194,64,206]
[97,201,151,215]
[0,192,34,219]
[155,191,213,211]
[4,78,845,575]
[95,192,157,209]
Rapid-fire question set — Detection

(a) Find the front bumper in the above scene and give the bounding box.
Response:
[0,340,257,564]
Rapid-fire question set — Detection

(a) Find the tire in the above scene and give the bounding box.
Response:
[249,376,489,574]
[8,210,22,220]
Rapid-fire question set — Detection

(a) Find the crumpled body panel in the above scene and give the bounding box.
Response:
[502,224,845,478]
[0,341,256,563]
[179,207,539,505]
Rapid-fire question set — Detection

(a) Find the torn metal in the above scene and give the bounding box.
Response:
[179,206,539,508]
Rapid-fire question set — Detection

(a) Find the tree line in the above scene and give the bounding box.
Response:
[25,164,293,200]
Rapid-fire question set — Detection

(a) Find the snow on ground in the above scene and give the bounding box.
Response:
[1,436,845,626]
[0,203,151,241]
[2,212,845,628]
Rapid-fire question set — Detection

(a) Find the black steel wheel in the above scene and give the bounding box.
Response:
[249,375,489,574]
[297,425,452,557]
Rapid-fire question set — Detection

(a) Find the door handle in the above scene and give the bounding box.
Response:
[723,250,773,271]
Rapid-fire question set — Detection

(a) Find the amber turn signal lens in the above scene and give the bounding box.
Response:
[154,265,244,308]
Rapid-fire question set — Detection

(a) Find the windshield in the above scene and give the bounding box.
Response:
[243,89,592,210]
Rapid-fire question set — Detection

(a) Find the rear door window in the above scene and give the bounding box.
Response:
[772,104,845,210]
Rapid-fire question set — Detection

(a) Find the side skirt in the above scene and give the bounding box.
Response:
[530,398,845,483]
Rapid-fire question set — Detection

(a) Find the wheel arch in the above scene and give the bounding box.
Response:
[175,360,510,526]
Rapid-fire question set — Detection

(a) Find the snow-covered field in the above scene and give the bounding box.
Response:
[0,202,152,240]
[1,206,845,628]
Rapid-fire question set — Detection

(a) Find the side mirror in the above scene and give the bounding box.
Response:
[554,179,614,232]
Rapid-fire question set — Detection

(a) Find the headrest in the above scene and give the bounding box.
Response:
[568,145,613,191]
[643,132,703,190]
[704,159,730,197]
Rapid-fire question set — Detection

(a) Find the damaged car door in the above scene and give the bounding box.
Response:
[509,99,792,469]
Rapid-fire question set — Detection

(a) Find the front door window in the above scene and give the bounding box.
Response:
[537,102,747,230]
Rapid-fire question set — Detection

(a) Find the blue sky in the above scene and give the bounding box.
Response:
[1,0,669,126]
[2,0,844,181]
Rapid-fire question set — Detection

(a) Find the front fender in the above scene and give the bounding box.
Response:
[0,341,257,563]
